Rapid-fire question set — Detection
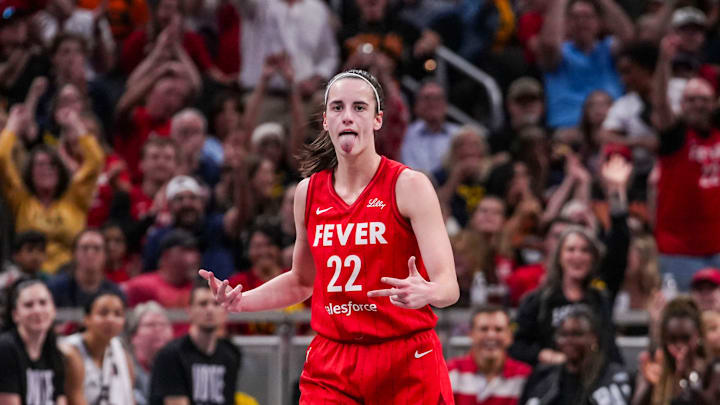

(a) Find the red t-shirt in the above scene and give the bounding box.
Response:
[87,153,132,227]
[656,127,720,255]
[447,354,531,405]
[505,263,545,307]
[129,185,154,220]
[305,157,437,342]
[120,29,215,74]
[123,272,192,308]
[114,106,171,184]
[516,12,543,65]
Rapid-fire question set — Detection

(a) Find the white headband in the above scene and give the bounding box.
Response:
[323,72,382,112]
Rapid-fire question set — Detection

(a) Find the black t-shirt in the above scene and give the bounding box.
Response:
[150,335,241,405]
[556,368,582,405]
[0,329,65,405]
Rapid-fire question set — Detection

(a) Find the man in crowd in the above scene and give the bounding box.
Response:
[150,283,241,405]
[448,305,531,405]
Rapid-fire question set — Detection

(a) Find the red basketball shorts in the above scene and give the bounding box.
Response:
[299,329,454,404]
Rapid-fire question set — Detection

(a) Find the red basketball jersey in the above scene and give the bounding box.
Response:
[656,127,720,255]
[305,156,438,342]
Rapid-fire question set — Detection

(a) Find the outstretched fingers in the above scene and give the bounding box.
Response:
[198,269,221,295]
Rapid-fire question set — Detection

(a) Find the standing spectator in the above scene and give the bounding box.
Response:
[600,42,660,179]
[64,291,134,404]
[652,34,720,290]
[0,280,74,404]
[447,305,531,405]
[142,175,234,278]
[536,0,634,128]
[520,304,633,404]
[125,229,200,308]
[0,0,50,106]
[128,301,173,405]
[129,137,180,221]
[48,229,125,308]
[170,108,222,187]
[489,77,545,154]
[577,90,613,168]
[149,284,241,405]
[0,102,104,274]
[400,80,460,174]
[0,231,48,291]
[239,0,339,100]
[690,268,720,311]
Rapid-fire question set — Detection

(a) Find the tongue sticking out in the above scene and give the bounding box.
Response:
[339,134,357,154]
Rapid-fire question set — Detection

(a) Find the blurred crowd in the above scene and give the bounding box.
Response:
[2,0,720,403]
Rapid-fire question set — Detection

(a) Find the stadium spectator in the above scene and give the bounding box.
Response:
[0,231,47,290]
[400,80,459,174]
[125,229,199,308]
[577,90,613,169]
[149,283,240,405]
[652,33,720,290]
[129,137,180,222]
[128,301,173,405]
[76,0,149,41]
[690,268,720,312]
[536,0,633,128]
[614,234,661,314]
[520,304,633,404]
[447,305,531,405]
[141,175,235,278]
[489,77,545,154]
[170,108,222,187]
[632,297,720,405]
[48,229,125,308]
[102,222,140,283]
[64,291,134,404]
[704,309,720,360]
[0,100,104,274]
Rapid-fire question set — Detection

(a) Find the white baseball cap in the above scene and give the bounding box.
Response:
[166,175,202,200]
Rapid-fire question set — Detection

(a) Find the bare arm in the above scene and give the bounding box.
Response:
[638,0,678,43]
[598,0,635,49]
[164,398,190,405]
[200,178,316,311]
[0,394,21,405]
[368,170,459,308]
[536,0,568,70]
[58,343,87,405]
[652,35,678,132]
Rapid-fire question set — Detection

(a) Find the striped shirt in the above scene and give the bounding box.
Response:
[448,354,531,405]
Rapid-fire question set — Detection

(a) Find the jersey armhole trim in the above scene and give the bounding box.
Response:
[391,167,414,232]
[304,175,317,228]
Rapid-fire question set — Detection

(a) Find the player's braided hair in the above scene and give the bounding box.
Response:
[298,69,384,177]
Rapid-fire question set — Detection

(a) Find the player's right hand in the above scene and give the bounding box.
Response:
[199,269,244,312]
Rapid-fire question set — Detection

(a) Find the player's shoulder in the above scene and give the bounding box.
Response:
[396,168,433,192]
[294,178,311,208]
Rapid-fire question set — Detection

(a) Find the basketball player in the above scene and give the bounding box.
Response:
[200,69,459,404]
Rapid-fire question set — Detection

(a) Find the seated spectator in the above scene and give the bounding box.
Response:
[208,90,244,143]
[170,108,222,187]
[520,304,633,404]
[102,222,140,283]
[447,305,531,405]
[114,65,195,183]
[509,222,629,366]
[536,0,633,128]
[127,301,173,405]
[614,234,661,314]
[120,0,231,83]
[63,291,134,404]
[633,297,720,404]
[33,0,115,73]
[48,229,125,308]
[142,175,235,278]
[0,279,82,404]
[704,309,720,360]
[434,125,491,229]
[489,77,545,154]
[652,34,720,290]
[0,231,48,290]
[400,80,459,174]
[0,1,50,106]
[150,283,241,405]
[0,104,104,274]
[125,229,200,308]
[577,90,613,170]
[126,137,180,223]
[690,268,720,312]
[452,196,513,307]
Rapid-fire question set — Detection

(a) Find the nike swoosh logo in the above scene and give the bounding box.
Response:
[414,349,433,359]
[316,207,333,215]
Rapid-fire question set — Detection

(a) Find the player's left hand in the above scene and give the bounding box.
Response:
[367,257,433,309]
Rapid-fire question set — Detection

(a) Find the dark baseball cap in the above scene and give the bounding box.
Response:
[159,229,198,255]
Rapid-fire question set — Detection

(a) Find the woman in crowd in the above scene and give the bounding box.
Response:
[0,102,104,274]
[64,291,135,404]
[615,235,661,315]
[0,279,84,404]
[632,297,720,405]
[520,304,633,405]
[577,90,613,170]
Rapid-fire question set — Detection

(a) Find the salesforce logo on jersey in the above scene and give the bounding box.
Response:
[325,300,378,316]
